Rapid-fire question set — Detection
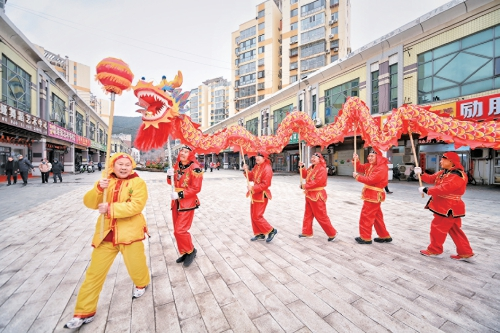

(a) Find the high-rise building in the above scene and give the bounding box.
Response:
[231,0,351,113]
[188,77,233,131]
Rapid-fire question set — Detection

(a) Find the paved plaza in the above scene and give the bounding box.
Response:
[0,169,499,333]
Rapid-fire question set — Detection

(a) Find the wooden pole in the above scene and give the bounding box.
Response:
[167,136,175,193]
[298,134,303,187]
[408,127,425,198]
[100,92,115,239]
[353,125,357,173]
[240,146,253,203]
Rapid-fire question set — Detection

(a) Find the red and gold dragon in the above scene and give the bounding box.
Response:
[133,71,500,153]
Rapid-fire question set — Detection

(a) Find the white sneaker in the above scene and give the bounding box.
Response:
[63,316,94,329]
[132,285,148,299]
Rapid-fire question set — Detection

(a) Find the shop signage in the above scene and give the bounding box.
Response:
[90,140,106,151]
[0,102,48,135]
[76,135,91,147]
[429,102,456,118]
[456,93,500,122]
[48,123,90,147]
[289,132,299,144]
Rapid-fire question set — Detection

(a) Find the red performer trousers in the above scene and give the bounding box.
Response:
[251,198,273,235]
[359,201,390,241]
[427,214,474,256]
[172,206,195,255]
[302,198,337,237]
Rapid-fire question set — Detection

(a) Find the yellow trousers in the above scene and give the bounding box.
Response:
[74,241,150,317]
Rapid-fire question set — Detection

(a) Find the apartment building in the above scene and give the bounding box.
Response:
[189,77,233,131]
[211,0,500,184]
[231,0,351,114]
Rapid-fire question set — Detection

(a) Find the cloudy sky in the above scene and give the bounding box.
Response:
[6,0,451,116]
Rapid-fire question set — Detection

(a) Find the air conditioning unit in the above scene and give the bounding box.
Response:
[290,40,298,45]
[471,148,490,159]
[329,19,338,25]
[313,118,322,127]
[402,155,415,164]
[307,86,313,91]
[325,49,330,53]
[329,34,334,39]
[333,47,339,52]
[278,38,282,43]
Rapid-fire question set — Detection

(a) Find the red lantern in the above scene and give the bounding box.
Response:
[95,57,133,95]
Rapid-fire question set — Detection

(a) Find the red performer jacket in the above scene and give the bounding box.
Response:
[245,161,273,202]
[354,156,388,203]
[167,161,203,211]
[421,169,466,217]
[300,164,327,201]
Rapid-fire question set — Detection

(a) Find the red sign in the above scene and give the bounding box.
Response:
[456,93,500,122]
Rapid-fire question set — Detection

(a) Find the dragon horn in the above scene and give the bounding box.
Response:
[171,71,183,89]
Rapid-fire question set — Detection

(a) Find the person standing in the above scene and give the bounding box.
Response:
[352,149,392,244]
[416,152,474,261]
[17,154,34,186]
[166,146,203,267]
[97,161,102,172]
[5,156,18,186]
[298,153,338,241]
[63,153,150,329]
[51,159,63,183]
[242,151,278,242]
[39,158,51,184]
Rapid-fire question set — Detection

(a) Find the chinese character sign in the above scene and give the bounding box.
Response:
[457,93,500,121]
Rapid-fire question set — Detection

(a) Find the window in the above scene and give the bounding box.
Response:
[290,61,298,70]
[257,9,265,19]
[290,47,299,57]
[389,64,398,110]
[291,8,298,17]
[291,0,298,4]
[238,85,256,98]
[273,104,293,134]
[290,75,298,83]
[240,37,256,51]
[312,94,317,118]
[240,26,256,40]
[324,78,359,123]
[417,24,500,104]
[258,34,265,42]
[258,70,265,79]
[331,12,338,22]
[301,40,325,58]
[331,26,338,35]
[239,50,257,63]
[1,55,32,113]
[301,13,324,31]
[291,22,298,31]
[301,0,325,17]
[301,27,325,44]
[258,46,265,54]
[330,55,339,63]
[258,22,265,31]
[290,35,298,44]
[301,54,325,71]
[258,95,265,101]
[330,0,339,6]
[258,58,265,66]
[239,73,256,86]
[245,117,259,136]
[239,62,256,75]
[76,112,84,136]
[258,82,265,90]
[51,93,66,127]
[371,70,379,114]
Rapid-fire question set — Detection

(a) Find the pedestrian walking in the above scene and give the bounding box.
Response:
[51,159,63,183]
[63,153,150,329]
[5,156,18,186]
[97,161,102,171]
[242,151,278,242]
[384,185,393,194]
[298,153,338,241]
[352,148,392,244]
[17,154,34,186]
[417,152,475,261]
[39,158,51,183]
[166,146,203,267]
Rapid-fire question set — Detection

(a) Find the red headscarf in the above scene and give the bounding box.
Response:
[313,152,326,168]
[442,152,464,170]
[176,145,197,164]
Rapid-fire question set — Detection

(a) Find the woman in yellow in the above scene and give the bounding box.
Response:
[64,153,150,329]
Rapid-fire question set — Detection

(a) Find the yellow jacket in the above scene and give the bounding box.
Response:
[84,173,149,247]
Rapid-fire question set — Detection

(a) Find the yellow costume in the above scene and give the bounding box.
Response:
[73,154,150,319]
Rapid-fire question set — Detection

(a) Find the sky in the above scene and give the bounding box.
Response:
[6,0,451,117]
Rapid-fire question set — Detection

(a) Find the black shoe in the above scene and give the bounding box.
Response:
[355,237,372,244]
[386,191,393,194]
[176,253,187,263]
[22,183,27,186]
[374,237,392,243]
[7,184,11,186]
[183,248,197,267]
[328,234,337,242]
[250,234,265,241]
[298,234,313,238]
[266,228,277,243]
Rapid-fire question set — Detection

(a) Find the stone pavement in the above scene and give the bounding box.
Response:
[0,169,499,333]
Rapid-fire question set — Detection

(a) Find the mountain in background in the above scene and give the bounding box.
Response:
[112,116,142,145]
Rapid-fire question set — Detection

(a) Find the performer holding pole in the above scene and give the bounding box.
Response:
[240,147,253,203]
[242,151,278,243]
[352,148,392,244]
[298,153,338,241]
[415,152,474,261]
[353,125,357,173]
[408,127,424,198]
[298,135,303,187]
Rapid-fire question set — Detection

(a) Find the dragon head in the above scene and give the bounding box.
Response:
[133,71,190,150]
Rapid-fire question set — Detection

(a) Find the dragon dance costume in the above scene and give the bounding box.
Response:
[354,151,391,242]
[299,153,337,238]
[420,152,474,258]
[167,149,203,256]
